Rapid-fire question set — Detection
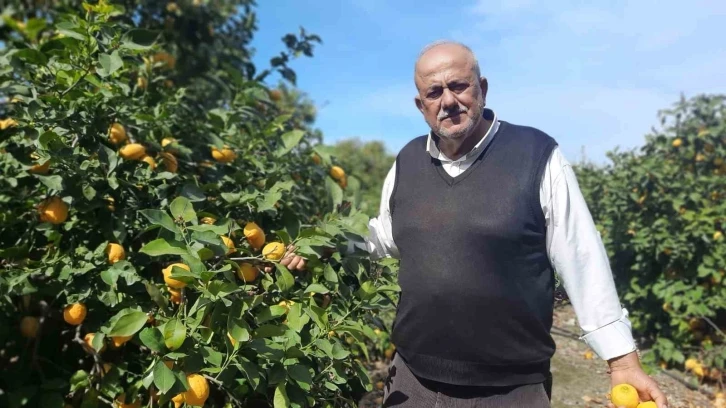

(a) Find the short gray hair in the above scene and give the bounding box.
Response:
[415,40,481,78]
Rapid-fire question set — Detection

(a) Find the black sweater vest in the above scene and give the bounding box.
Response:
[389,120,558,387]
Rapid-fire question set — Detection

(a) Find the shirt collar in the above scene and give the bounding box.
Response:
[426,108,499,162]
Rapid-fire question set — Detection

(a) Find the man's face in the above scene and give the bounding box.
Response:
[414,45,486,140]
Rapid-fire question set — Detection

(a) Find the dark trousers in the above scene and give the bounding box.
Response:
[382,352,552,408]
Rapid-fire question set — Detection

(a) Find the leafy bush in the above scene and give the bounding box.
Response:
[0,1,399,407]
[575,94,726,381]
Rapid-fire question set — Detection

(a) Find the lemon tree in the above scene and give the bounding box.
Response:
[575,94,726,381]
[0,1,400,407]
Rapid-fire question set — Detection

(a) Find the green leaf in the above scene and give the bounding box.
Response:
[180,184,206,202]
[70,370,90,392]
[139,210,180,234]
[313,339,333,358]
[323,264,338,283]
[274,381,290,408]
[24,18,47,41]
[56,22,87,40]
[139,238,189,256]
[255,324,287,338]
[202,347,224,367]
[97,51,123,77]
[304,283,329,294]
[304,305,328,330]
[288,365,313,391]
[139,327,166,353]
[257,190,283,213]
[108,310,148,337]
[275,265,295,294]
[121,29,159,50]
[170,196,197,223]
[153,360,176,394]
[285,303,309,333]
[82,183,96,200]
[15,48,48,65]
[332,342,351,360]
[164,318,186,351]
[275,130,305,157]
[325,178,343,210]
[100,267,120,287]
[36,174,64,191]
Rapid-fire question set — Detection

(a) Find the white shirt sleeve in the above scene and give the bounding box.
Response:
[345,160,400,260]
[541,146,637,361]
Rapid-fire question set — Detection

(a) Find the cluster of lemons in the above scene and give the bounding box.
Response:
[311,153,347,189]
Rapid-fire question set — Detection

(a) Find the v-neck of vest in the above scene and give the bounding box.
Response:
[432,121,507,187]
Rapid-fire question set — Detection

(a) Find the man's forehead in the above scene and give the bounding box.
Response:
[415,45,475,82]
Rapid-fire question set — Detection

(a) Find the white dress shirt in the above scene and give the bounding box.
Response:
[356,109,637,361]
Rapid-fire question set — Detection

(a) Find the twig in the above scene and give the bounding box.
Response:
[699,314,726,341]
[72,324,104,375]
[658,367,715,398]
[203,374,245,407]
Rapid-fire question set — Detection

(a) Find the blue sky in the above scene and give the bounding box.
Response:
[251,0,726,165]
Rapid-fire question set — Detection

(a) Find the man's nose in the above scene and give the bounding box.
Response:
[441,88,457,109]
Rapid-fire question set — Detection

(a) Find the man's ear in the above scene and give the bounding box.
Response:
[414,95,424,113]
[479,76,489,101]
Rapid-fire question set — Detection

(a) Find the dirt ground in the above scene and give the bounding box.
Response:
[359,305,716,408]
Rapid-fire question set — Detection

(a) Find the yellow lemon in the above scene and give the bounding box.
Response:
[221,235,235,255]
[161,137,176,147]
[106,243,126,264]
[109,123,127,144]
[329,165,345,181]
[610,384,639,408]
[111,335,132,348]
[201,216,216,225]
[163,263,190,288]
[672,138,682,147]
[243,222,265,250]
[211,145,237,163]
[263,242,285,261]
[29,160,51,174]
[183,373,210,406]
[169,287,182,304]
[84,333,105,353]
[637,402,657,408]
[141,155,156,169]
[119,143,146,160]
[63,303,87,325]
[38,197,69,224]
[237,263,259,282]
[0,118,19,129]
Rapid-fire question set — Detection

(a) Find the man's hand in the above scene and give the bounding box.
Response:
[263,244,306,273]
[607,351,668,408]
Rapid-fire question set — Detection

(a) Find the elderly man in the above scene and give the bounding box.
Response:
[364,40,666,408]
[277,41,668,407]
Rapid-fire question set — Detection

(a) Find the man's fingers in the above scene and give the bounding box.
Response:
[648,383,668,408]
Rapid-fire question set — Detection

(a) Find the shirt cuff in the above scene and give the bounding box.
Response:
[580,308,637,361]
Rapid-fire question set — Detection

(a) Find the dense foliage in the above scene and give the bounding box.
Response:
[0,1,400,407]
[575,94,726,382]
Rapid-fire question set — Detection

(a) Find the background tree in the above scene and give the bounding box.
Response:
[331,139,395,217]
[574,93,726,381]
